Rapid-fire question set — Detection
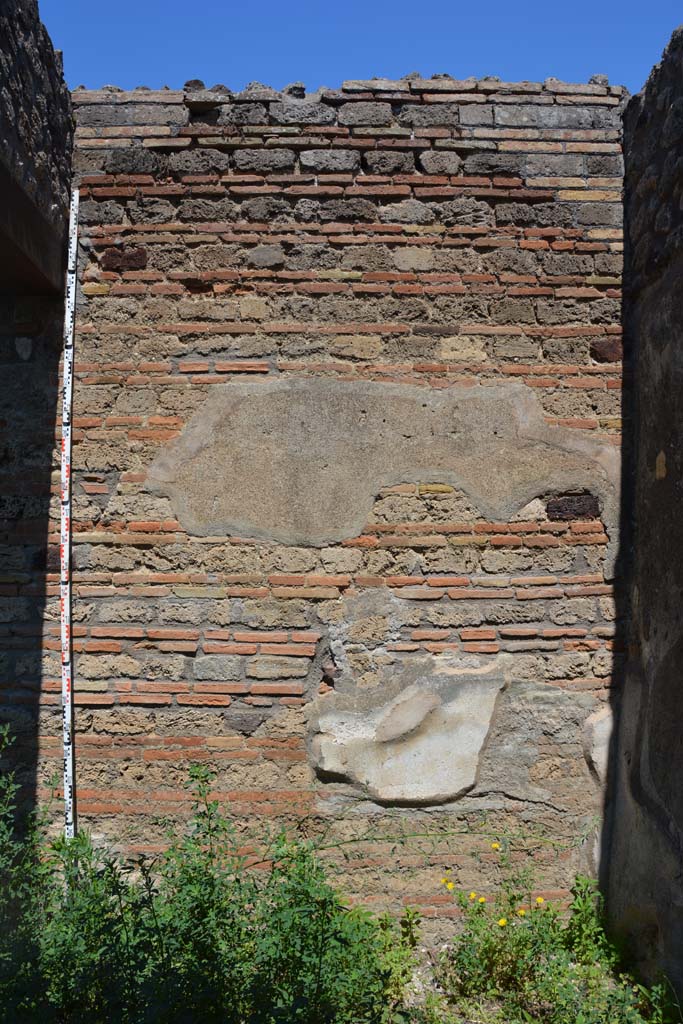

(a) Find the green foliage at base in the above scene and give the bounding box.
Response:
[0,739,415,1024]
[0,727,679,1024]
[434,846,681,1024]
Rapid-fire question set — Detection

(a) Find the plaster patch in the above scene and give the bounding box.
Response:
[309,664,506,805]
[146,379,619,569]
[583,706,614,785]
[655,450,667,479]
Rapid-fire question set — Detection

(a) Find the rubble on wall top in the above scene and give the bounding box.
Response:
[72,72,628,104]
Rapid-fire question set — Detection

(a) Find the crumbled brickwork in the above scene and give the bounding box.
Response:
[19,76,627,915]
[607,28,683,994]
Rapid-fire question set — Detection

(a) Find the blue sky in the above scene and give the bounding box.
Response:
[40,0,681,96]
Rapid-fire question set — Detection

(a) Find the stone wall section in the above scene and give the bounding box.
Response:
[1,296,63,800]
[0,0,72,814]
[22,76,626,913]
[0,0,73,289]
[0,0,72,227]
[607,28,683,992]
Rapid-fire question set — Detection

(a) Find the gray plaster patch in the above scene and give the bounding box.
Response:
[582,705,614,878]
[146,378,619,570]
[583,705,613,785]
[308,658,507,805]
[475,680,597,807]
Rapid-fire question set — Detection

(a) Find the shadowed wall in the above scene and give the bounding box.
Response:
[0,0,72,824]
[607,26,683,994]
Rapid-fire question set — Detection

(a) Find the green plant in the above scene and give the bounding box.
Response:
[378,906,423,1019]
[563,874,616,967]
[0,724,56,1019]
[436,840,681,1024]
[1,727,679,1024]
[0,735,417,1023]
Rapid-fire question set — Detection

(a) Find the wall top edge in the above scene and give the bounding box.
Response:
[71,76,629,107]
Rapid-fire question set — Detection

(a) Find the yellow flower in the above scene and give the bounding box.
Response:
[446,881,455,891]
[478,896,486,904]
[491,841,501,851]
[440,877,448,885]
[468,891,477,901]
[535,896,545,905]
[497,917,508,927]
[517,908,526,917]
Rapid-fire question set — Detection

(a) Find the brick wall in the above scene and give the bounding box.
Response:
[28,76,627,914]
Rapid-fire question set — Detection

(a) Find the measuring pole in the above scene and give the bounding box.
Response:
[60,189,79,839]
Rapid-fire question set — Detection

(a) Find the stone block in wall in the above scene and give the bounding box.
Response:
[270,98,336,124]
[74,101,186,127]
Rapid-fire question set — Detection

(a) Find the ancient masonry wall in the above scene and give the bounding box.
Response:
[607,29,683,991]
[0,0,72,289]
[0,0,72,815]
[32,77,626,913]
[0,0,71,228]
